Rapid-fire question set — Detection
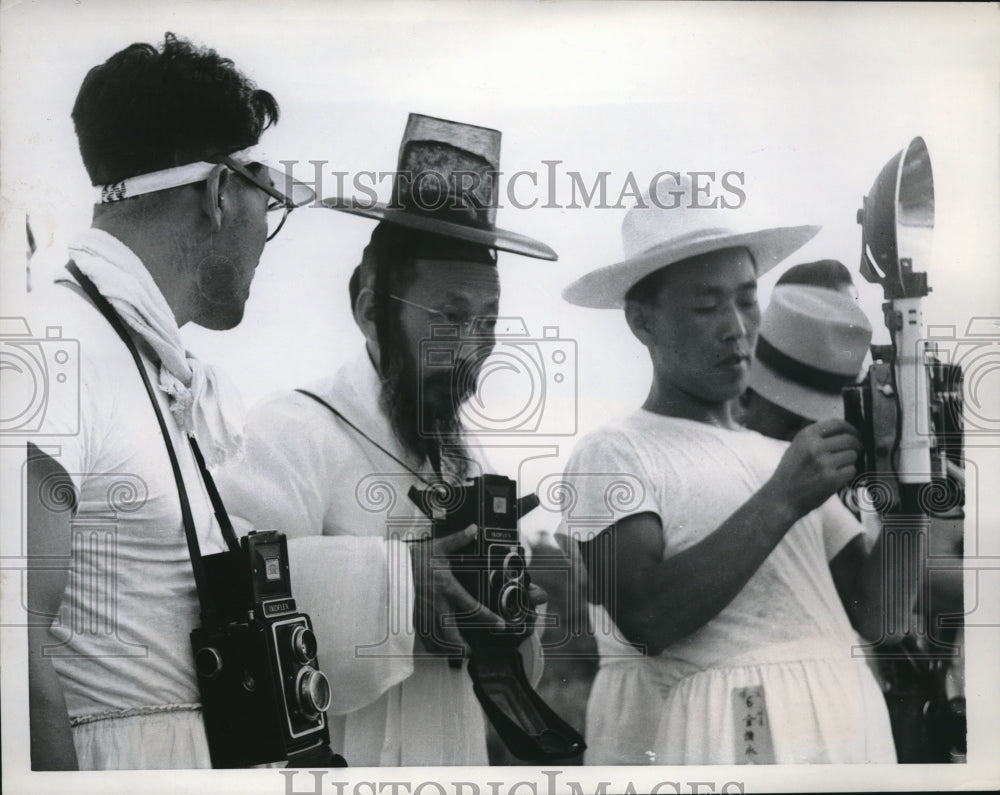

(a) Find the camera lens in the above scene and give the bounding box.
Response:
[290,626,318,664]
[499,583,529,624]
[295,667,332,720]
[194,647,223,679]
[502,550,525,581]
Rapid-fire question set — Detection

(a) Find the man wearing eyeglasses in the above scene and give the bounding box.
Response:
[216,114,557,765]
[25,33,312,770]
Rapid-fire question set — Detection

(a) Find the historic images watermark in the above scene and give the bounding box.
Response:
[279,769,747,795]
[277,161,748,212]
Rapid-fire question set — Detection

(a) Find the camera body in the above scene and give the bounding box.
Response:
[409,474,538,646]
[190,530,334,768]
[919,319,998,441]
[842,348,899,506]
[843,343,964,514]
[408,475,586,761]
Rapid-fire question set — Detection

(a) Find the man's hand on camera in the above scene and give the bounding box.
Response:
[524,582,549,636]
[766,418,862,520]
[409,525,504,657]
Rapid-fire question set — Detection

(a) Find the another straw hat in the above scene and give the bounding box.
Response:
[747,285,873,421]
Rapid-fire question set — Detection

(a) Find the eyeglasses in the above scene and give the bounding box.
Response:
[94,150,316,242]
[213,154,308,242]
[388,294,496,336]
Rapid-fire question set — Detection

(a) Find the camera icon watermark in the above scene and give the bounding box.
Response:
[0,317,80,436]
[919,317,1000,442]
[418,317,577,436]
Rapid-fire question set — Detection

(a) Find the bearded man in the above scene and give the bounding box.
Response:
[215,114,555,766]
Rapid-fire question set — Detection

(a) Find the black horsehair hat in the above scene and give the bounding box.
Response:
[323,113,557,262]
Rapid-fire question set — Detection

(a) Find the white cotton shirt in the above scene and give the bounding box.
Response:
[22,276,227,769]
[560,409,895,765]
[215,348,542,766]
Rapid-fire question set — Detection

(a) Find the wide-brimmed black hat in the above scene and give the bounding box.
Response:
[322,113,557,261]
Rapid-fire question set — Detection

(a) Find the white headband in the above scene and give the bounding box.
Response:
[94,146,264,204]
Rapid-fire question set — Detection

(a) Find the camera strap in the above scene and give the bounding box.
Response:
[65,262,239,625]
[296,388,437,487]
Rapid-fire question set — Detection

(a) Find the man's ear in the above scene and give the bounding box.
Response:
[201,164,232,232]
[354,286,378,345]
[624,299,652,347]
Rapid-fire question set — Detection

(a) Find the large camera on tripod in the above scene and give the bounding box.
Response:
[409,474,586,762]
[841,136,964,515]
[842,136,967,763]
[190,530,344,768]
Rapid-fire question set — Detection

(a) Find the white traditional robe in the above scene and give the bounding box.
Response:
[217,349,541,765]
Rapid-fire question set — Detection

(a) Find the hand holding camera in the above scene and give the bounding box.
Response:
[407,475,585,761]
[767,418,862,519]
[408,524,506,658]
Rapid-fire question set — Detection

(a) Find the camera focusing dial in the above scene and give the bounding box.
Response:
[195,646,224,679]
[294,666,332,720]
[290,625,318,664]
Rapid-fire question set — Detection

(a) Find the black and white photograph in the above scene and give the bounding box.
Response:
[1,2,998,793]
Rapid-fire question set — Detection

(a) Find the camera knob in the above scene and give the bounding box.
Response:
[290,625,318,664]
[295,666,332,720]
[194,647,223,679]
[498,583,529,624]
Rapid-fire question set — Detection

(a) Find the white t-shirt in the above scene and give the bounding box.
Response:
[22,278,227,767]
[565,410,863,659]
[560,409,888,764]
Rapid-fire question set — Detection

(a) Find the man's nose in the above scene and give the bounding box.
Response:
[719,303,750,341]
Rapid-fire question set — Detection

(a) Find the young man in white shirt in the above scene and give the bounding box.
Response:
[560,179,898,764]
[26,32,311,770]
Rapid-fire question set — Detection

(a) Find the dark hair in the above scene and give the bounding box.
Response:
[624,263,671,307]
[365,225,421,374]
[624,246,756,306]
[776,259,854,292]
[72,32,279,185]
[350,222,495,370]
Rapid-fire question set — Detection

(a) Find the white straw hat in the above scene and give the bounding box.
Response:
[747,285,873,421]
[562,174,820,308]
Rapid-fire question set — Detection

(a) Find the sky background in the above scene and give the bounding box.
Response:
[2,2,999,791]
